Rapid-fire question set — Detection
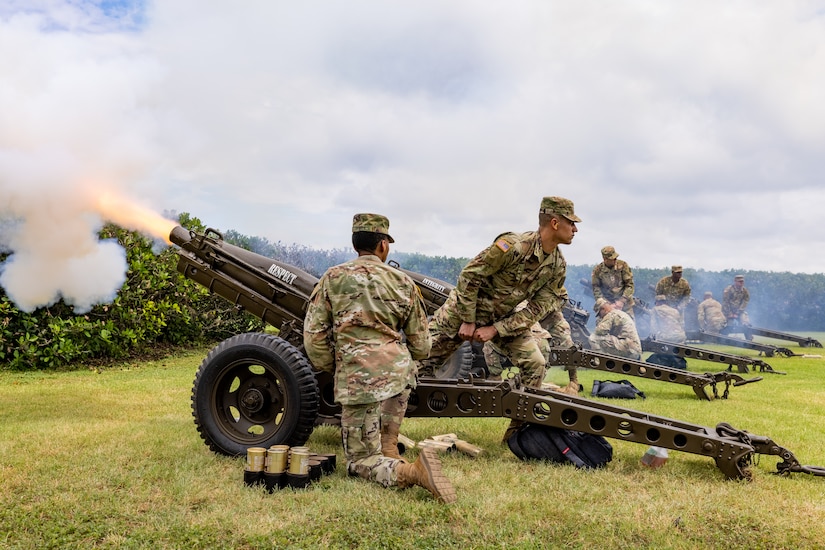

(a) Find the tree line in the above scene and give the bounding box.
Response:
[1,214,822,370]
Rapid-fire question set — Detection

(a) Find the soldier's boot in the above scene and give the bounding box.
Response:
[560,366,580,396]
[501,418,524,444]
[396,448,456,503]
[381,422,406,462]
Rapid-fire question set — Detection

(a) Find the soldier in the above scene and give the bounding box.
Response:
[650,294,686,343]
[697,291,726,333]
[655,266,691,323]
[723,275,751,339]
[588,298,642,360]
[591,246,635,318]
[303,213,456,503]
[420,196,580,442]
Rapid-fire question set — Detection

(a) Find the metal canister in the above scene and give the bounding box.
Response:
[266,445,289,474]
[246,447,267,472]
[288,447,310,475]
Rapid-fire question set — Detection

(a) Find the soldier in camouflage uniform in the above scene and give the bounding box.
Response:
[655,266,691,327]
[697,291,726,333]
[722,275,751,339]
[650,295,686,343]
[420,196,580,442]
[588,298,642,360]
[303,213,456,503]
[591,246,635,318]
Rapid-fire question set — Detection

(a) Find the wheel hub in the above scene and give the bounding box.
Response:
[241,387,266,414]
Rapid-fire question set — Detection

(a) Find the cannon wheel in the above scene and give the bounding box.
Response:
[435,341,474,379]
[191,332,319,457]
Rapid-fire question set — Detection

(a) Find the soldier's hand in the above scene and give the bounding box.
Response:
[458,322,477,341]
[473,326,498,343]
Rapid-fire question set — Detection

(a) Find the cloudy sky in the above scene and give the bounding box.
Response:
[2,0,825,308]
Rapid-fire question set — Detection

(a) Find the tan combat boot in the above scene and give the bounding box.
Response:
[560,381,580,396]
[381,423,405,461]
[396,447,457,503]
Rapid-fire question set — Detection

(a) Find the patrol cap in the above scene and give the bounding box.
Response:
[704,291,713,299]
[655,294,667,301]
[671,265,683,273]
[352,213,395,243]
[734,274,745,281]
[601,246,618,259]
[540,196,582,223]
[594,298,609,312]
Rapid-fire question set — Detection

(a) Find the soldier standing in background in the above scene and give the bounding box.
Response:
[588,298,642,360]
[303,213,456,503]
[650,294,686,343]
[591,245,635,318]
[655,266,691,326]
[420,196,580,442]
[697,291,726,333]
[723,274,752,340]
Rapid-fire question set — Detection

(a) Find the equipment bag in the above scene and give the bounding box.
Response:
[507,423,613,469]
[591,379,646,399]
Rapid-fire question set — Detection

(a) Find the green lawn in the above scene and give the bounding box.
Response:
[1,337,824,549]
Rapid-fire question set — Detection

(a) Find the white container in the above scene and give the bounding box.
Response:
[641,446,669,468]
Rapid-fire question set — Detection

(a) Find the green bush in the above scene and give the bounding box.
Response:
[0,214,261,371]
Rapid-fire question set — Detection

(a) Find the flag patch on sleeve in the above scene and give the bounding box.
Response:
[495,239,510,252]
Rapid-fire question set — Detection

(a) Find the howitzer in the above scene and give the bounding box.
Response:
[170,226,823,481]
[724,325,822,349]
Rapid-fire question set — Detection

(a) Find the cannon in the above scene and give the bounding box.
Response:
[170,226,823,481]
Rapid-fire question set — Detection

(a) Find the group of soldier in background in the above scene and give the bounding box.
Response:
[588,247,752,355]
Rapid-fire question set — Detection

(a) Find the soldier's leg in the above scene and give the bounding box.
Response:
[482,341,505,380]
[543,311,577,390]
[498,332,546,389]
[341,403,402,486]
[380,388,411,460]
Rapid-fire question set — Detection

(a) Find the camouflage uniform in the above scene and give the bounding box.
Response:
[482,321,557,378]
[655,276,691,312]
[591,259,635,317]
[650,303,686,343]
[304,223,431,486]
[722,284,750,324]
[588,308,642,360]
[697,296,726,333]
[423,230,568,388]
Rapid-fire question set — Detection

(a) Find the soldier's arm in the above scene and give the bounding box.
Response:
[621,264,635,301]
[454,238,513,324]
[493,268,567,337]
[402,285,433,361]
[591,267,604,301]
[741,289,750,312]
[302,278,336,373]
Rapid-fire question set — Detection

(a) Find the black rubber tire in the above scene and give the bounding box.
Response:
[191,333,319,456]
[434,341,474,379]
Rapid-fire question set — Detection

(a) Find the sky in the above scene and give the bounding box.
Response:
[2,0,825,311]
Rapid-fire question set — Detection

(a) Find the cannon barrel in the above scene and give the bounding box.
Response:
[170,226,319,343]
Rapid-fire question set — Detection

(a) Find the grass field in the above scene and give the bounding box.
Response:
[1,335,824,549]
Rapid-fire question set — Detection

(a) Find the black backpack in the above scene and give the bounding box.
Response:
[591,379,646,399]
[507,423,613,469]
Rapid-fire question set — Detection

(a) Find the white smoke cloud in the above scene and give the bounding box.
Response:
[0,6,168,312]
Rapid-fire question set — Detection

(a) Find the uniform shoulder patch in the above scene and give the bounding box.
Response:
[495,239,511,252]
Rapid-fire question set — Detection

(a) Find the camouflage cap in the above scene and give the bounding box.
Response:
[671,265,683,273]
[352,213,394,243]
[594,298,609,312]
[540,196,582,222]
[734,274,745,281]
[601,246,618,259]
[704,291,713,299]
